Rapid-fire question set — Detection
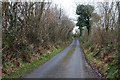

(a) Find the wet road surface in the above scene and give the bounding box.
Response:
[24,38,99,78]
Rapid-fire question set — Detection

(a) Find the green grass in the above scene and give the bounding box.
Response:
[79,37,119,79]
[67,43,75,54]
[87,51,103,67]
[3,48,64,78]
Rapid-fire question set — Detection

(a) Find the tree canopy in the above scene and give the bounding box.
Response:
[76,4,94,36]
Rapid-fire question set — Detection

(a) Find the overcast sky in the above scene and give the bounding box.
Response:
[52,0,113,22]
[52,0,96,33]
[2,0,117,33]
[52,0,119,33]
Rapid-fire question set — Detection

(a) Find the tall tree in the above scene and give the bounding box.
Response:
[76,4,94,36]
[117,1,120,45]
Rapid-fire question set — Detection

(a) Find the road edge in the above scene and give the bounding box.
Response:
[78,39,103,78]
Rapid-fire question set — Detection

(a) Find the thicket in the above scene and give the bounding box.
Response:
[1,1,74,77]
[77,2,120,78]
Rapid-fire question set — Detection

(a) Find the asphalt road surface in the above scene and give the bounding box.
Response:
[24,38,99,78]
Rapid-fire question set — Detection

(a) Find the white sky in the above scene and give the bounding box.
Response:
[52,0,118,23]
[52,0,96,34]
[52,0,119,34]
[53,0,77,21]
[2,0,118,34]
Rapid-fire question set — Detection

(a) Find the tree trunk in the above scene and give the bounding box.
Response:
[117,2,120,45]
[79,27,82,36]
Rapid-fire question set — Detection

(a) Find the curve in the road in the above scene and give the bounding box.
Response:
[24,38,99,78]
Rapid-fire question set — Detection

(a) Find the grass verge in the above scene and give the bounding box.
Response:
[3,48,64,78]
[79,37,119,79]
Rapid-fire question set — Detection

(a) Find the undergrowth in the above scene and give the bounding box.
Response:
[79,37,119,79]
[2,48,64,78]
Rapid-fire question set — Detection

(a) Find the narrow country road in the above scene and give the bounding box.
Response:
[24,38,99,78]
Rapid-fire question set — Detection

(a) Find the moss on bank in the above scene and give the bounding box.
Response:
[79,37,119,79]
[3,48,64,78]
